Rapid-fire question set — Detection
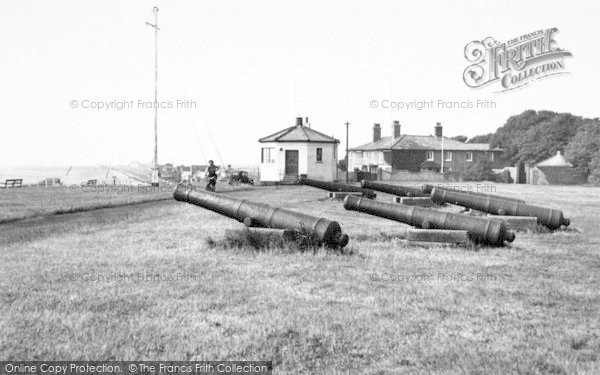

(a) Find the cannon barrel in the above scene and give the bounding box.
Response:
[422,184,525,203]
[430,188,569,230]
[174,187,349,248]
[300,178,376,199]
[343,194,515,245]
[361,180,428,197]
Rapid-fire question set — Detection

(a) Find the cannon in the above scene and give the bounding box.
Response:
[430,188,569,230]
[343,194,515,245]
[174,187,349,248]
[422,184,525,203]
[361,180,428,197]
[300,178,376,199]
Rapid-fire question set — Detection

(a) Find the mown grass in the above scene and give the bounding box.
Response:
[0,185,173,222]
[1,183,599,374]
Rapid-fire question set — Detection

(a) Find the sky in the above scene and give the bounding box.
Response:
[1,0,599,167]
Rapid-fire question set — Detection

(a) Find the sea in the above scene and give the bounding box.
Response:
[0,165,150,186]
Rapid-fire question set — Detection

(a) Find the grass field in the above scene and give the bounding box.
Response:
[1,182,599,374]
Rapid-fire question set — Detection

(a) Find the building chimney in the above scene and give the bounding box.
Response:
[305,117,310,128]
[296,117,303,127]
[373,123,381,142]
[434,122,443,138]
[392,120,401,139]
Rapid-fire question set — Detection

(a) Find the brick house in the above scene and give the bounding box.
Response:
[348,121,503,174]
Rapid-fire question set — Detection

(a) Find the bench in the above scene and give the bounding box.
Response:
[1,179,23,188]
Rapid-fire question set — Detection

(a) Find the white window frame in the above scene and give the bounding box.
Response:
[261,147,275,164]
[489,152,495,162]
[466,152,473,162]
[426,151,434,161]
[445,151,453,161]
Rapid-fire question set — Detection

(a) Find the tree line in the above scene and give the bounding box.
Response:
[462,110,600,182]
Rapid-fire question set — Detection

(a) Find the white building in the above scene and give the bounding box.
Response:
[259,117,339,183]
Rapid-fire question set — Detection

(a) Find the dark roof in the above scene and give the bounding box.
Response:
[350,135,501,152]
[259,124,339,143]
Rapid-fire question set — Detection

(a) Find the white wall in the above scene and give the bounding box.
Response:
[306,143,337,181]
[259,142,337,182]
[348,150,388,171]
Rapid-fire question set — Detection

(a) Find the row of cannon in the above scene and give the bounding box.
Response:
[173,178,570,249]
[302,178,570,230]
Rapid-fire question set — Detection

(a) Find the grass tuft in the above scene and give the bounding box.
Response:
[205,227,356,255]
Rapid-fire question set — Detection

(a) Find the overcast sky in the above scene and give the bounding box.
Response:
[1,0,598,166]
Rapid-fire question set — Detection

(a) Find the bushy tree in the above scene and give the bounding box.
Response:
[451,135,468,143]
[590,151,600,183]
[488,110,583,164]
[467,133,493,143]
[565,119,600,176]
[460,160,495,181]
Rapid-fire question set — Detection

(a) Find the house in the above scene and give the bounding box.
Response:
[191,165,209,181]
[520,151,587,185]
[159,163,177,181]
[348,121,503,174]
[176,165,192,182]
[259,117,339,183]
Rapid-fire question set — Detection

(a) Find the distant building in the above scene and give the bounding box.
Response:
[348,121,503,174]
[177,165,192,182]
[191,165,208,181]
[521,151,587,185]
[259,117,339,183]
[159,163,177,180]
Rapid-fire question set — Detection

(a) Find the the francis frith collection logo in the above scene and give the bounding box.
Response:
[463,28,572,92]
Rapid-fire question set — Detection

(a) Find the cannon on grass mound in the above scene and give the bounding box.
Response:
[361,180,428,197]
[422,184,525,203]
[174,187,349,248]
[430,187,569,230]
[300,178,377,199]
[343,194,515,246]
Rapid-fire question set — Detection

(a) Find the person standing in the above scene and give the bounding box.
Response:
[205,160,219,191]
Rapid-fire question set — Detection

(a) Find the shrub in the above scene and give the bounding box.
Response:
[460,160,495,181]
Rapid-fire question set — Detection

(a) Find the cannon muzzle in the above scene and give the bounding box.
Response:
[430,188,569,230]
[300,178,376,199]
[174,187,349,248]
[343,194,515,245]
[360,180,428,197]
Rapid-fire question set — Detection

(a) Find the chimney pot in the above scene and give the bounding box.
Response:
[296,117,303,127]
[373,123,381,142]
[392,120,401,139]
[435,122,443,138]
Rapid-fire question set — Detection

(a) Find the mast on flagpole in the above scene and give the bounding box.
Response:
[146,7,159,187]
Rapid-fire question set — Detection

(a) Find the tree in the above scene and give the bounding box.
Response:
[589,150,600,183]
[451,135,468,143]
[565,119,600,176]
[460,160,495,181]
[467,133,493,143]
[488,110,583,164]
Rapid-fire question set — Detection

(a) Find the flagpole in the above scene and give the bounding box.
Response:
[146,7,160,187]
